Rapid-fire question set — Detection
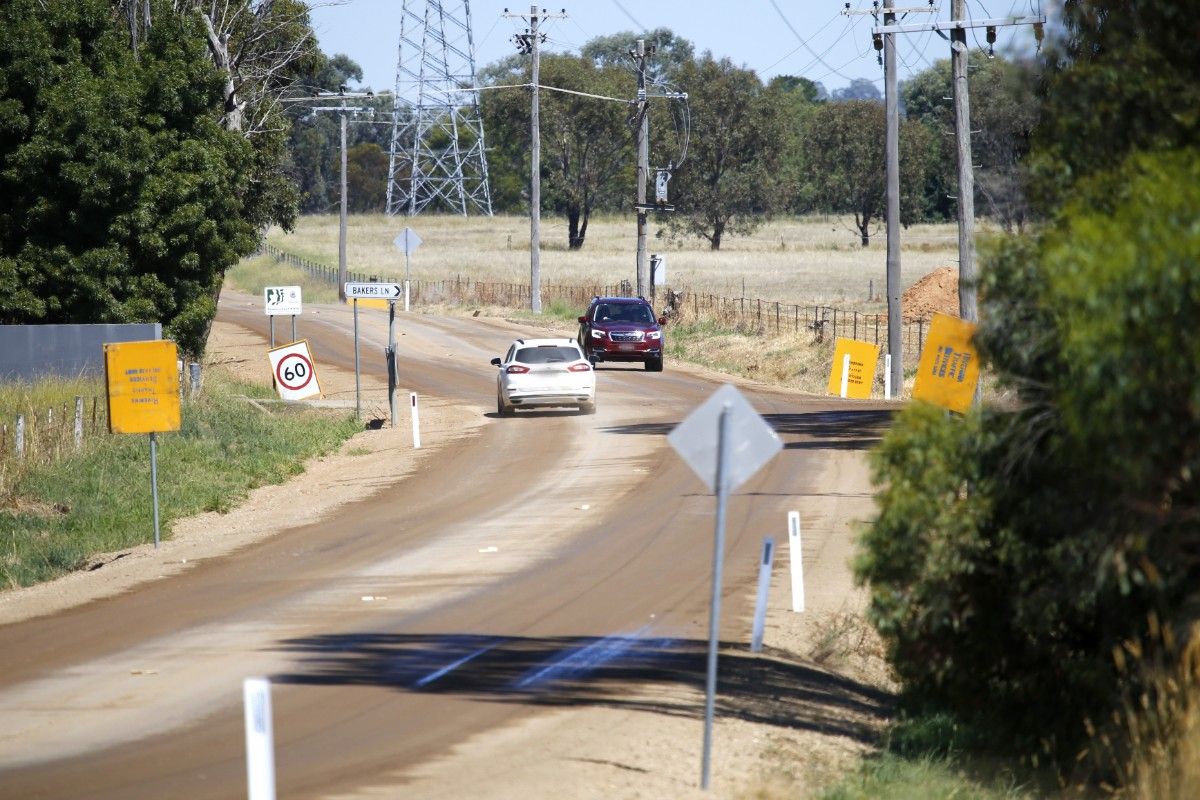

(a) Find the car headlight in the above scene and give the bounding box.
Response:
[590,329,604,339]
[645,330,661,340]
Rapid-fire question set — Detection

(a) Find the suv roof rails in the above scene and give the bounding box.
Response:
[516,338,524,344]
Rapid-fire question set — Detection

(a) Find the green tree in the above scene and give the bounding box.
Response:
[481,54,633,249]
[346,142,388,213]
[795,100,931,245]
[580,28,693,84]
[903,56,1038,231]
[1029,1,1200,211]
[858,150,1200,772]
[662,56,780,250]
[0,0,288,355]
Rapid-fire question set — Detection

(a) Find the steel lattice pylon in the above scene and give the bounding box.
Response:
[386,1,492,216]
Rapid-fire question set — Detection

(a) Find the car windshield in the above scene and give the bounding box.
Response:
[597,304,654,324]
[515,346,582,364]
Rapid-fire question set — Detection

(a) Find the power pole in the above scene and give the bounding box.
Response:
[951,0,977,324]
[883,0,902,394]
[508,6,565,313]
[309,94,373,302]
[635,39,650,299]
[869,5,1045,329]
[530,5,542,313]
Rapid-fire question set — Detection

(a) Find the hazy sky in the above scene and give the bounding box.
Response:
[305,1,1044,96]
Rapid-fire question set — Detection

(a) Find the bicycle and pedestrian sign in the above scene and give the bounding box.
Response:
[267,340,322,401]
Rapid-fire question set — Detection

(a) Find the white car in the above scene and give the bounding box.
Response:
[491,338,596,416]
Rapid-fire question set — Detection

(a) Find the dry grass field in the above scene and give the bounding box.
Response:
[266,213,962,311]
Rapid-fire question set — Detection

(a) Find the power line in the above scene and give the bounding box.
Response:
[767,0,860,82]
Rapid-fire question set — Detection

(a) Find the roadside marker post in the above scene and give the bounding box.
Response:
[243,677,276,800]
[884,354,892,400]
[750,537,776,653]
[410,392,421,449]
[388,301,398,428]
[668,384,783,790]
[788,511,805,613]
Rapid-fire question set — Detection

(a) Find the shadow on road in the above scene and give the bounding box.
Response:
[274,632,891,745]
[601,409,895,451]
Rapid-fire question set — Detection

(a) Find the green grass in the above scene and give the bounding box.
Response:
[816,752,1034,800]
[0,369,360,589]
[225,254,341,305]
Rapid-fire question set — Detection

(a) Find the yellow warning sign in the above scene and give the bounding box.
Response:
[913,313,981,413]
[104,340,181,434]
[826,338,881,399]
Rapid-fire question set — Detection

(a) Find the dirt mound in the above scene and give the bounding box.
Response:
[902,266,959,321]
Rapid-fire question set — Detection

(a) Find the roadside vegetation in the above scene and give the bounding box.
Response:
[0,368,359,589]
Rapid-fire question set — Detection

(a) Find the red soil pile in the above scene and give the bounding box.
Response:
[902,266,959,321]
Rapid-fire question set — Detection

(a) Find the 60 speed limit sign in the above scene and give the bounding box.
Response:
[267,340,322,401]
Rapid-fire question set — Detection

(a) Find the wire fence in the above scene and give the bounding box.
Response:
[261,244,929,360]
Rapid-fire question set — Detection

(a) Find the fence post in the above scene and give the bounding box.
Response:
[853,311,858,340]
[74,396,84,451]
[918,319,925,357]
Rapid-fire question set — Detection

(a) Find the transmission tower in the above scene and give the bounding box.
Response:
[386,1,493,216]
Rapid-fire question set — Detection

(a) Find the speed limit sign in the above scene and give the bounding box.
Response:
[267,340,322,401]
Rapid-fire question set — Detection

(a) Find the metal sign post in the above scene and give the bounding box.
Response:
[149,432,161,548]
[393,227,422,313]
[388,301,398,427]
[668,384,783,790]
[353,298,361,419]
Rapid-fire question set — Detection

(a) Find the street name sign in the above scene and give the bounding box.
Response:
[263,285,302,316]
[267,340,322,401]
[344,282,403,300]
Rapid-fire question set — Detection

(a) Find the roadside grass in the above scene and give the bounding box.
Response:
[0,368,360,589]
[814,751,1035,800]
[265,213,960,311]
[226,254,341,305]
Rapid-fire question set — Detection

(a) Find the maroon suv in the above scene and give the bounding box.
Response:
[577,296,666,371]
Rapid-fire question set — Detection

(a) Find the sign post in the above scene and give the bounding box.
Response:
[264,286,302,348]
[344,283,404,419]
[105,340,182,548]
[668,384,783,790]
[393,227,422,312]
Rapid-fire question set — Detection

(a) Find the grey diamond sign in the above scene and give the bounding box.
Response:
[667,384,782,492]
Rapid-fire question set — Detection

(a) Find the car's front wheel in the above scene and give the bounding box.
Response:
[580,401,596,415]
[645,355,664,372]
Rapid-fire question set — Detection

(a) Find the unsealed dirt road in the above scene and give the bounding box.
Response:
[0,291,894,799]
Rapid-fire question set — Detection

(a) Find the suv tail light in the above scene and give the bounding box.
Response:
[505,365,530,374]
[567,363,591,372]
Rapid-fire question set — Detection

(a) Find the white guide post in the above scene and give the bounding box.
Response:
[410,392,421,449]
[788,511,805,613]
[243,677,276,800]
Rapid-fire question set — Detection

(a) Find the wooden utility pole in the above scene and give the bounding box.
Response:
[883,0,902,393]
[951,0,977,323]
[339,110,349,302]
[530,4,542,313]
[635,39,650,299]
